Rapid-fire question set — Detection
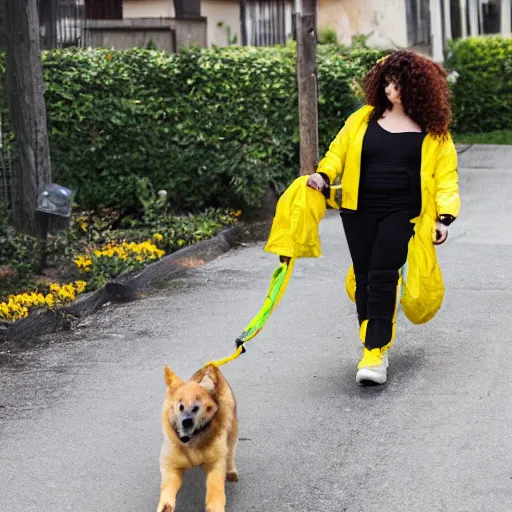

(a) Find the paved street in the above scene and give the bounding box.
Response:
[1,145,511,512]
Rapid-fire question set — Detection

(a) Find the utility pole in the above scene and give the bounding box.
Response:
[295,0,318,176]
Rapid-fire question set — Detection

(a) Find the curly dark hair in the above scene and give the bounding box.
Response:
[363,50,452,137]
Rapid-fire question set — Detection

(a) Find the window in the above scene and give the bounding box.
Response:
[84,0,122,20]
[39,0,86,48]
[405,0,431,47]
[241,0,294,46]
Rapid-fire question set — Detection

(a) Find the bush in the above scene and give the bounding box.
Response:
[40,46,301,213]
[0,44,385,213]
[319,28,338,45]
[447,36,512,133]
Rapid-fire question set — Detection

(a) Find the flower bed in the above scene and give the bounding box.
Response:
[73,238,166,289]
[0,202,240,324]
[0,281,87,322]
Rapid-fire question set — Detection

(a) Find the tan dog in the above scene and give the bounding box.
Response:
[157,364,238,512]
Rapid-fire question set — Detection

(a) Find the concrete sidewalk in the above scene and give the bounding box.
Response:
[1,146,512,512]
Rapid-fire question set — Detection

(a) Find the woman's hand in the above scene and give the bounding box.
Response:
[306,173,327,192]
[434,222,448,245]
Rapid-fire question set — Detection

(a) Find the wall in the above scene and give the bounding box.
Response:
[318,0,408,48]
[85,18,177,51]
[124,0,240,47]
[85,17,207,51]
[200,0,240,47]
[123,0,175,18]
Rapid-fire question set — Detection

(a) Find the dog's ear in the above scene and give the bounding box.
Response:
[198,366,218,394]
[164,366,183,391]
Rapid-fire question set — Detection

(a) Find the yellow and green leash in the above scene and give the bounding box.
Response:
[203,258,295,368]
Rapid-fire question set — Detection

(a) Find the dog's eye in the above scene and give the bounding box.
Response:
[192,406,199,413]
[179,404,184,412]
[206,406,213,413]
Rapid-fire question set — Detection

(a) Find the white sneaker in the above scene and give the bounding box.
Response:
[356,348,389,386]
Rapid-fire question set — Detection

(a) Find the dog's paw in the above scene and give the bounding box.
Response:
[226,470,239,482]
[157,503,174,512]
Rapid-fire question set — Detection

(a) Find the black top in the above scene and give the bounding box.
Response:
[358,119,426,216]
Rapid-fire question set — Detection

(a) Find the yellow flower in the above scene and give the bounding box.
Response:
[73,255,93,272]
[153,233,163,241]
[0,302,9,317]
[75,281,87,294]
[233,210,242,217]
[45,294,55,310]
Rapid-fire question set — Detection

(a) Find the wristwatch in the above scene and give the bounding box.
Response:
[437,214,455,226]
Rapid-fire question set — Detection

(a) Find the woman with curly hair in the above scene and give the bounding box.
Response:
[307,50,460,386]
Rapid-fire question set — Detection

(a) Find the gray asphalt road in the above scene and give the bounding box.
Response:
[1,146,512,512]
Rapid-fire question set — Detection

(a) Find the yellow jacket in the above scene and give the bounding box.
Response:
[318,105,461,324]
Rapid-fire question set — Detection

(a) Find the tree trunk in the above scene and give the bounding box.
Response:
[0,0,52,236]
[296,0,318,176]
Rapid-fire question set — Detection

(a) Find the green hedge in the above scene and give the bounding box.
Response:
[447,36,512,133]
[1,43,386,213]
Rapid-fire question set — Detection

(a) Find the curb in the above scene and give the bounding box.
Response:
[0,224,256,346]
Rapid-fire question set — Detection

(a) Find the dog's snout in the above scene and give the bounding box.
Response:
[182,418,194,430]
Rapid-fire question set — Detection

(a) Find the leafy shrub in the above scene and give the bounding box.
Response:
[0,44,386,213]
[38,46,301,213]
[319,28,338,45]
[446,36,512,133]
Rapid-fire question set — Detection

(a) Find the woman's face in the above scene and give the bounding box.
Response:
[384,78,402,106]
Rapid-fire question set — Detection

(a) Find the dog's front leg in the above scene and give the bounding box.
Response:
[157,468,184,512]
[204,462,227,512]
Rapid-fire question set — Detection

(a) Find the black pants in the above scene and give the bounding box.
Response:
[341,210,414,350]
